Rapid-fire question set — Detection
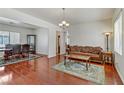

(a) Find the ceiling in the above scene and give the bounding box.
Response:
[0,17,40,30]
[14,8,115,25]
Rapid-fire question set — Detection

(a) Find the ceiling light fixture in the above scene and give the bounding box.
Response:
[59,8,70,29]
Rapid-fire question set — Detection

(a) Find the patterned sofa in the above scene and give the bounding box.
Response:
[68,45,103,63]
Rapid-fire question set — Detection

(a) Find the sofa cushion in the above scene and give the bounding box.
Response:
[69,45,103,61]
[70,46,80,52]
[70,52,98,57]
[92,47,102,54]
[80,46,91,53]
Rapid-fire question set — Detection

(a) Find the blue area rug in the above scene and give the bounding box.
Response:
[53,61,105,84]
[0,54,42,67]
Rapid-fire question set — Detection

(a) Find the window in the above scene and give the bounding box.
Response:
[10,32,20,44]
[0,35,3,44]
[3,36,9,44]
[0,31,20,48]
[114,11,122,55]
[0,31,9,48]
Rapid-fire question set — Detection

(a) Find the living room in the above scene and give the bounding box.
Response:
[1,0,124,92]
[0,8,123,85]
[0,7,124,88]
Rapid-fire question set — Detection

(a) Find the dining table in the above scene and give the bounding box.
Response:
[0,48,12,60]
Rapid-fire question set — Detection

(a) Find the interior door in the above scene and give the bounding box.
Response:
[56,31,61,55]
[58,35,60,54]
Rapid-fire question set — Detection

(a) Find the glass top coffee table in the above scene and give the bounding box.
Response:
[64,54,91,71]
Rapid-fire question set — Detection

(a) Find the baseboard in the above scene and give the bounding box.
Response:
[115,63,124,84]
[35,52,48,57]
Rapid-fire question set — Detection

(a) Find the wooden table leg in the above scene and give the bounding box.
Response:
[89,60,91,67]
[64,56,66,65]
[111,54,114,66]
[86,60,88,71]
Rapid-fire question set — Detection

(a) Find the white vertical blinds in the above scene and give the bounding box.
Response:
[0,31,9,47]
[114,11,122,55]
[10,32,20,44]
[0,31,20,47]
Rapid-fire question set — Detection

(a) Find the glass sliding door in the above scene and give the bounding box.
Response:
[0,31,9,48]
[0,31,20,48]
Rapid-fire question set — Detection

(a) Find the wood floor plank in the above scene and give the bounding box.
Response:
[0,55,123,85]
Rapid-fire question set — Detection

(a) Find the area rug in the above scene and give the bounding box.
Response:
[53,61,105,84]
[0,54,42,67]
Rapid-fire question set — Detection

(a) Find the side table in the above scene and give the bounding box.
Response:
[103,51,113,65]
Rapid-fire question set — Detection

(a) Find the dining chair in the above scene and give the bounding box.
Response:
[12,44,22,58]
[4,44,13,60]
[21,44,30,57]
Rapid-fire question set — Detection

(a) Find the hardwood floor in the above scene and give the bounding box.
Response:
[0,55,123,85]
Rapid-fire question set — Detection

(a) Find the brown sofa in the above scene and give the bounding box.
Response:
[68,45,103,63]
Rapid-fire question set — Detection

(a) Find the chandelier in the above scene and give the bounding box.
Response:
[58,8,70,29]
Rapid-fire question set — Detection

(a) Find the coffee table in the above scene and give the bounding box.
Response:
[64,54,91,71]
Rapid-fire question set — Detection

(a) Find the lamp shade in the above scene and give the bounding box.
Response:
[104,32,111,36]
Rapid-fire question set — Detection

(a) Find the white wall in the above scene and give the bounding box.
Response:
[113,8,124,84]
[35,27,49,55]
[0,23,34,44]
[48,28,57,57]
[69,19,112,50]
[0,8,61,58]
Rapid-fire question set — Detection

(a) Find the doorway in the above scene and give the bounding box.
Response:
[56,31,61,55]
